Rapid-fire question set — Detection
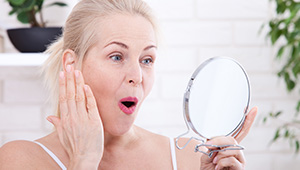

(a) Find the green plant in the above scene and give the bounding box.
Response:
[264,0,300,153]
[7,0,67,27]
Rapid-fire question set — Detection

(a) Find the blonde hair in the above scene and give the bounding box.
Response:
[41,0,158,117]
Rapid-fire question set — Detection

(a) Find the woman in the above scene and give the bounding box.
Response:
[0,0,257,169]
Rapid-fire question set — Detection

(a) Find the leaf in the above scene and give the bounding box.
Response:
[276,46,285,59]
[258,23,265,35]
[20,0,36,12]
[263,117,268,123]
[277,69,284,77]
[273,128,281,142]
[283,71,290,87]
[271,28,282,45]
[287,80,296,91]
[275,111,282,117]
[295,17,300,28]
[284,129,290,138]
[284,10,296,25]
[8,7,18,15]
[17,11,30,24]
[8,0,26,6]
[284,72,296,91]
[292,61,300,78]
[269,20,275,29]
[36,0,44,11]
[276,0,286,14]
[296,140,299,153]
[296,100,300,113]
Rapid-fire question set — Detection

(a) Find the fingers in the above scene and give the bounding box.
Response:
[235,106,258,143]
[74,70,87,119]
[50,65,104,163]
[202,136,245,170]
[47,116,63,137]
[206,136,238,148]
[59,71,68,121]
[202,136,240,161]
[65,65,78,119]
[58,64,99,121]
[47,115,61,128]
[215,156,244,170]
[212,148,245,165]
[84,85,100,120]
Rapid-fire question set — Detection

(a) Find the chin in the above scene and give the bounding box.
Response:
[104,120,135,136]
[101,105,140,136]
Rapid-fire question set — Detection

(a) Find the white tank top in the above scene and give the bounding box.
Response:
[34,141,67,170]
[34,138,177,170]
[169,137,178,170]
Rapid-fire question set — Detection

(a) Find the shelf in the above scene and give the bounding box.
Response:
[0,53,48,66]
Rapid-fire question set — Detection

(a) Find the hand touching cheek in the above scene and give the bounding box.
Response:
[47,65,104,169]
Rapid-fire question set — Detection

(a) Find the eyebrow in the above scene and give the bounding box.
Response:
[104,41,157,51]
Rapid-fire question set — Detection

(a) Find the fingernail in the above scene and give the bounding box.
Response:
[66,65,72,72]
[213,156,218,164]
[46,117,53,123]
[74,70,79,78]
[59,71,64,79]
[84,85,89,91]
[215,165,218,170]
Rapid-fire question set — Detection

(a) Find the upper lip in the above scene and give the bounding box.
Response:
[119,96,139,107]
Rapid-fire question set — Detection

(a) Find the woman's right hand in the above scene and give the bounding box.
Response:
[47,65,104,169]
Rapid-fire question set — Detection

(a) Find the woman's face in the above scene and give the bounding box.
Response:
[81,14,157,136]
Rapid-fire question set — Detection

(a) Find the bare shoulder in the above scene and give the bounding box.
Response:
[135,126,169,142]
[137,126,202,169]
[175,137,203,170]
[0,140,46,169]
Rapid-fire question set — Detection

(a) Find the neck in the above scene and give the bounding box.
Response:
[103,125,141,150]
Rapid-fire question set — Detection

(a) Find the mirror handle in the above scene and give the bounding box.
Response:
[175,130,204,150]
[195,143,245,158]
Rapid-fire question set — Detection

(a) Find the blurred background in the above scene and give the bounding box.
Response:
[0,0,300,169]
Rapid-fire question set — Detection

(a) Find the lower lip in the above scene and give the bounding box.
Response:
[118,102,136,115]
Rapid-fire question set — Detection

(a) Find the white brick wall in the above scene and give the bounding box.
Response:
[1,0,300,169]
[234,21,268,45]
[161,21,232,46]
[146,0,195,20]
[196,0,269,19]
[3,80,46,104]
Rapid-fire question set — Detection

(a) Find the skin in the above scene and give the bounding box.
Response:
[0,13,258,170]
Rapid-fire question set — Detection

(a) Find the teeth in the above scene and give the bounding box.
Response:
[122,101,135,108]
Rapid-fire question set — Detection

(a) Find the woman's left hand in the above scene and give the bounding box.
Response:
[200,106,258,170]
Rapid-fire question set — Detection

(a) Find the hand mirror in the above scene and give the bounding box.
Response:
[175,57,250,157]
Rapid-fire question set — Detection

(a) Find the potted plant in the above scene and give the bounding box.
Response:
[263,0,300,153]
[6,0,67,52]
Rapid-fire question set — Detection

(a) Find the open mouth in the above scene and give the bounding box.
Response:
[121,101,136,108]
[118,97,138,115]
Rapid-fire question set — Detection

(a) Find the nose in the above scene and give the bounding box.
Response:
[126,62,142,86]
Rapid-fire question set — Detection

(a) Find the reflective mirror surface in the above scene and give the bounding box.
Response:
[184,57,250,139]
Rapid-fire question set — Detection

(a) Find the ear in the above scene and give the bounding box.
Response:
[62,49,77,71]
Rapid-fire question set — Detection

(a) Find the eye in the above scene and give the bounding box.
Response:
[109,54,123,62]
[141,57,154,65]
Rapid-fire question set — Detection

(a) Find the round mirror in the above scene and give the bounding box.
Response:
[184,57,250,139]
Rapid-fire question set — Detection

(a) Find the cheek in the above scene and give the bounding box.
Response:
[83,67,117,99]
[82,63,108,99]
[143,70,155,96]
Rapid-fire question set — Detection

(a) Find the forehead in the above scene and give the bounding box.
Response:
[95,13,157,47]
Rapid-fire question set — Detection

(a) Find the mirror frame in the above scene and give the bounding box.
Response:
[183,57,251,140]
